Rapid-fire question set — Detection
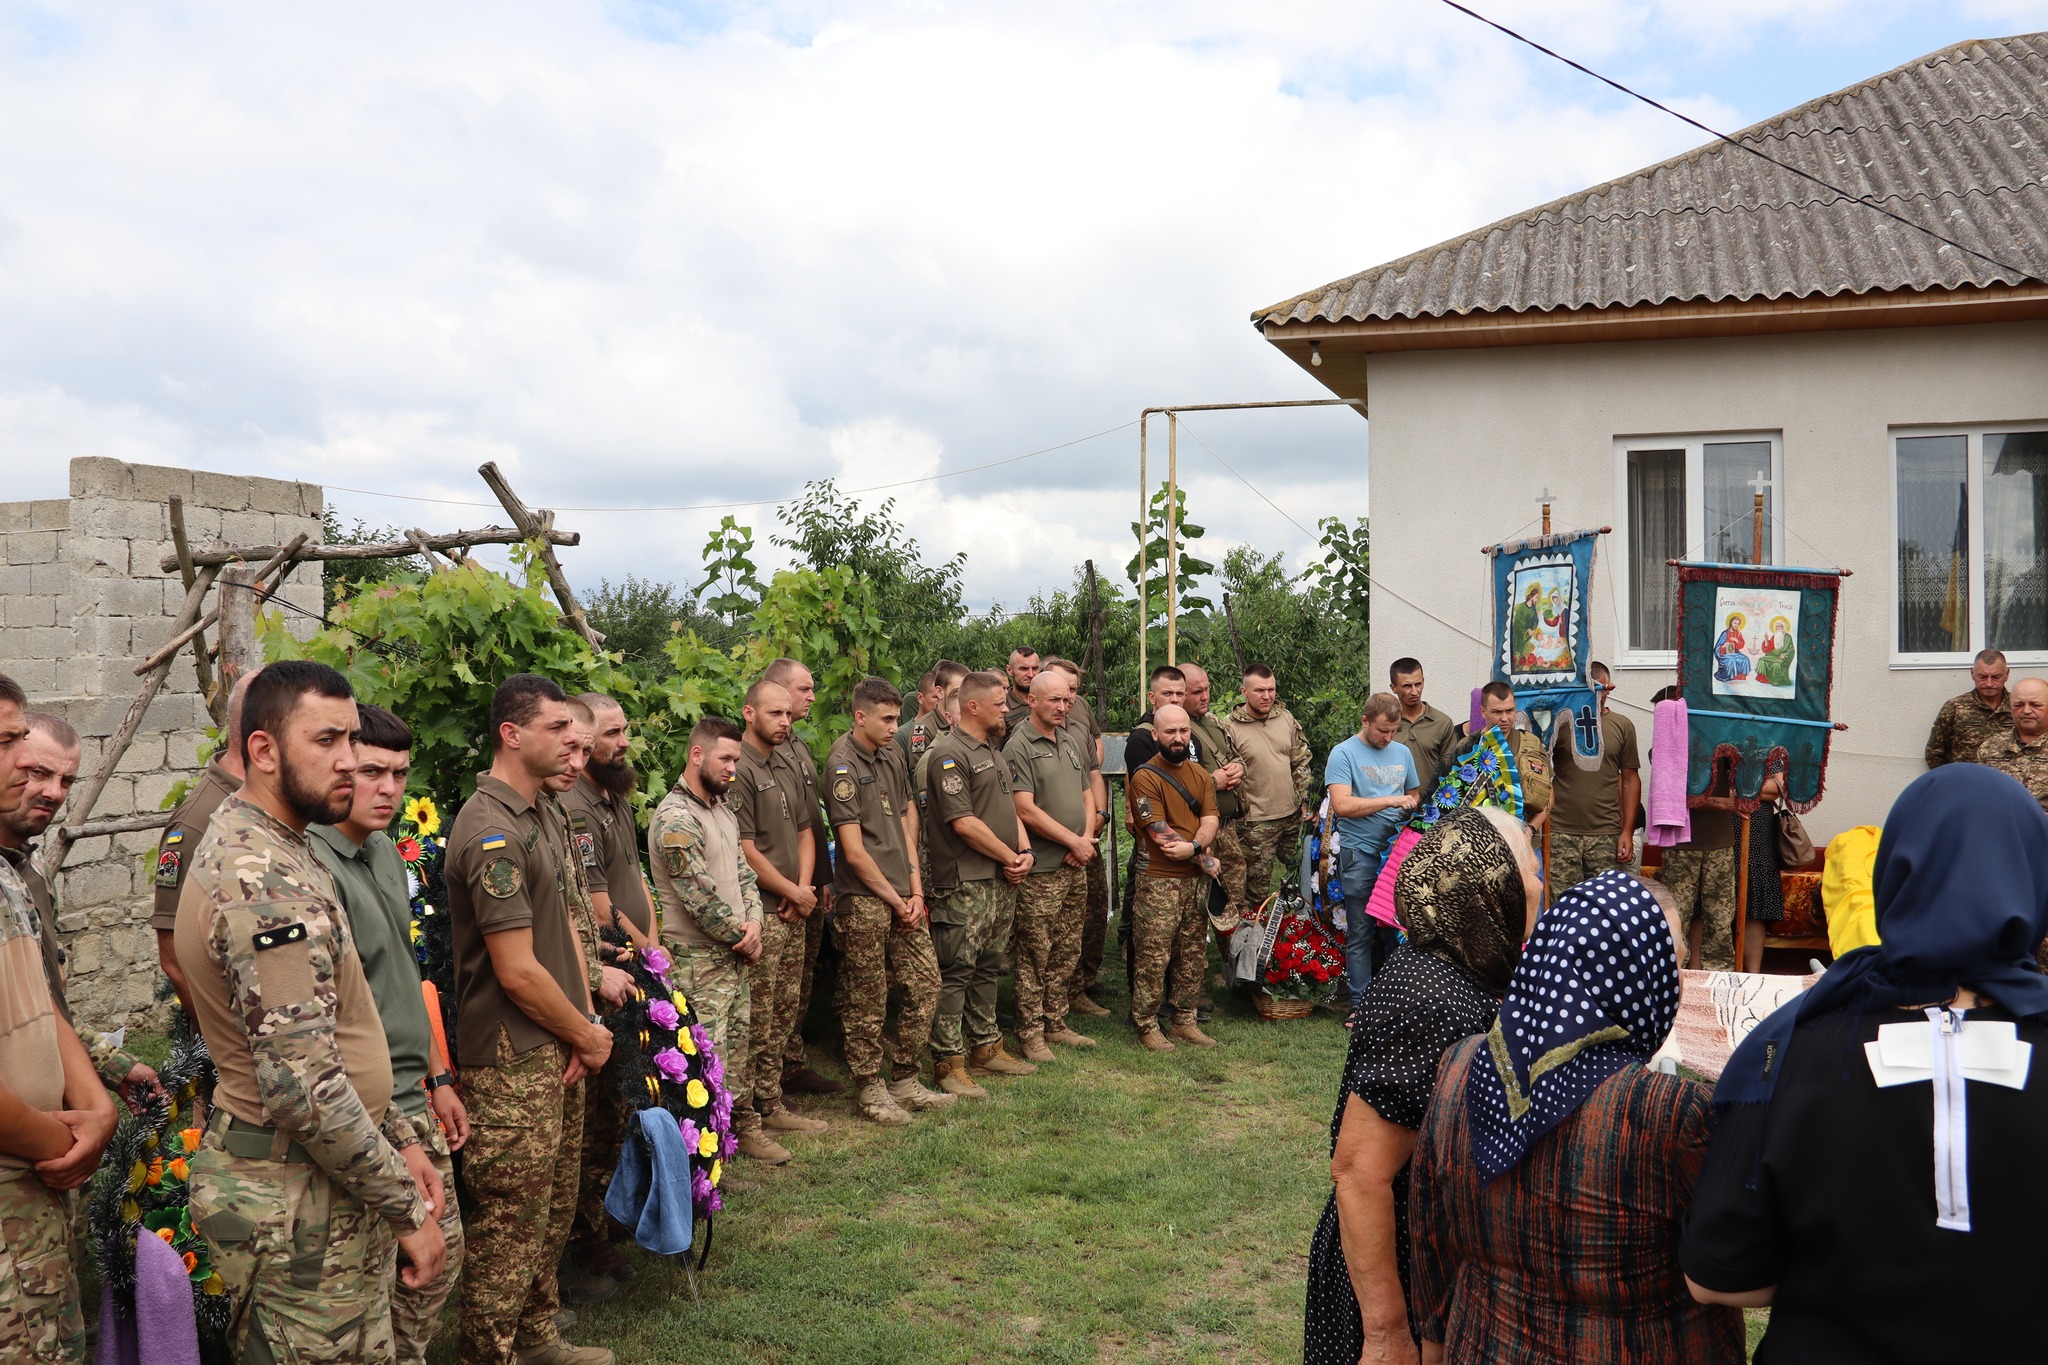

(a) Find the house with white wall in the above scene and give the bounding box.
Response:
[1256,31,2048,842]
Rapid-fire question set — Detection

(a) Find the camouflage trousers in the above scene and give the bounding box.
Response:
[673,940,753,1130]
[459,1036,584,1365]
[1130,875,1206,1028]
[571,1047,626,1254]
[1013,864,1087,1038]
[1548,830,1633,896]
[781,905,826,1074]
[1659,847,1738,971]
[930,880,1016,1057]
[392,1108,465,1365]
[1073,853,1109,997]
[1220,817,1295,919]
[747,913,808,1120]
[834,894,942,1083]
[0,1171,84,1364]
[187,1118,398,1363]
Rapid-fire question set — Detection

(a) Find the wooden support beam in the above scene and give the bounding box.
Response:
[406,528,451,570]
[61,810,175,840]
[476,461,605,648]
[160,523,576,573]
[136,534,309,675]
[216,563,264,690]
[167,495,223,726]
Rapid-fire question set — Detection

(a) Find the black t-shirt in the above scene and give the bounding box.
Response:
[1683,1004,2048,1363]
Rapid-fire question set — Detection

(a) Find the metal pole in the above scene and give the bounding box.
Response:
[1166,411,1179,667]
[1137,414,1148,707]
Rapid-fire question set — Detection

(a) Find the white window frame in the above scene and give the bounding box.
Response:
[1611,431,1785,668]
[1890,421,2048,668]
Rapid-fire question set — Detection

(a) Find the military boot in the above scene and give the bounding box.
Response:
[557,1267,618,1305]
[1135,1024,1176,1052]
[969,1042,1038,1077]
[1045,1026,1097,1049]
[737,1130,794,1163]
[1168,1020,1219,1048]
[936,1056,990,1100]
[1067,993,1112,1018]
[1018,1032,1057,1065]
[856,1079,915,1125]
[762,1104,830,1133]
[887,1075,958,1111]
[517,1338,615,1365]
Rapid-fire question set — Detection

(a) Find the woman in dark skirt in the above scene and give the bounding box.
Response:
[1741,777,1785,972]
[1302,806,1541,1365]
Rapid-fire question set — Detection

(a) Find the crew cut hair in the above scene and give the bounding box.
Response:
[1480,680,1516,706]
[689,715,744,751]
[1148,665,1185,687]
[24,711,80,749]
[761,657,808,688]
[490,673,569,748]
[960,670,1007,704]
[1388,657,1423,682]
[933,659,969,688]
[1242,663,1276,681]
[242,660,354,764]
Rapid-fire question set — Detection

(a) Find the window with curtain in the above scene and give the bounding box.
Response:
[1895,429,2048,660]
[1704,440,1775,565]
[1628,449,1684,651]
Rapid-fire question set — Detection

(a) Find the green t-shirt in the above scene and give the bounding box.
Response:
[309,824,436,1114]
[1002,722,1091,872]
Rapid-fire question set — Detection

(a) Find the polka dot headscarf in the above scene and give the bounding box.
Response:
[1465,869,1680,1182]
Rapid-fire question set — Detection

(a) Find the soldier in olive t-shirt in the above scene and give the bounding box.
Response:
[1546,709,1642,889]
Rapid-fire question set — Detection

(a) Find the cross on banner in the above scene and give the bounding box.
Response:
[1573,705,1602,751]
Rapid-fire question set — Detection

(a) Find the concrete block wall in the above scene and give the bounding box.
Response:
[0,457,324,1031]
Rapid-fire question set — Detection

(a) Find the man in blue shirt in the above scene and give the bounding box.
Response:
[1323,694,1419,1003]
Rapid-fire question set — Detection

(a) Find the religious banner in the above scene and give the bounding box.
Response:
[1485,528,1603,766]
[1676,561,1844,812]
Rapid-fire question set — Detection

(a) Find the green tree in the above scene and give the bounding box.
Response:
[1126,483,1215,629]
[1299,515,1369,626]
[693,515,765,620]
[318,511,424,612]
[586,575,718,674]
[773,480,965,669]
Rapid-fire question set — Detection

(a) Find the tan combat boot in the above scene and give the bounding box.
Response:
[887,1074,958,1111]
[1067,992,1112,1018]
[969,1041,1038,1077]
[936,1055,990,1099]
[762,1104,830,1133]
[1018,1032,1056,1064]
[856,1079,915,1125]
[1168,1020,1219,1048]
[1135,1024,1176,1052]
[736,1129,793,1163]
[517,1339,616,1365]
[1045,1026,1097,1049]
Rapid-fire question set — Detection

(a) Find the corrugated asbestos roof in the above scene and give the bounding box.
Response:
[1254,32,2048,328]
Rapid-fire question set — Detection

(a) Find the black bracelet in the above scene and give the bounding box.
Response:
[425,1072,456,1091]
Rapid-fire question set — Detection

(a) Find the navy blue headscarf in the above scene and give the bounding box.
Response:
[1715,763,2048,1112]
[1466,870,1680,1180]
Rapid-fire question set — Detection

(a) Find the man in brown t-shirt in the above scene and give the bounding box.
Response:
[732,679,827,1136]
[1125,704,1221,1051]
[825,677,949,1120]
[152,665,260,1005]
[561,694,655,948]
[1546,663,1642,890]
[445,674,614,1365]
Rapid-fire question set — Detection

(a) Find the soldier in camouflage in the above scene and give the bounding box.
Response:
[827,678,949,1123]
[1221,664,1314,926]
[1926,648,2014,768]
[758,658,844,1101]
[0,673,118,1365]
[1124,704,1222,1051]
[446,675,614,1365]
[1002,670,1100,1063]
[1041,658,1114,1018]
[173,662,447,1364]
[1977,677,2048,813]
[648,716,767,1151]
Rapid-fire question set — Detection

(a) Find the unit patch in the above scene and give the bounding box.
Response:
[252,922,308,951]
[482,856,522,899]
[940,771,964,796]
[833,777,855,803]
[575,831,598,867]
[154,849,183,888]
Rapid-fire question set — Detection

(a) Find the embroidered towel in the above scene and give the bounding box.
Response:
[1646,699,1692,847]
[1362,827,1423,928]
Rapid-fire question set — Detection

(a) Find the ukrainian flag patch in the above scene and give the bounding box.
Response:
[164,831,184,845]
[480,833,508,851]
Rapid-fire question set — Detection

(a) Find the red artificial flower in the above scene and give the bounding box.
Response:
[1265,967,1285,984]
[396,837,423,864]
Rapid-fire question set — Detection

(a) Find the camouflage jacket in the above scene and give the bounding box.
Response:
[1927,690,2013,768]
[648,782,761,953]
[183,797,426,1230]
[1223,702,1314,822]
[0,841,143,1086]
[1978,729,2048,813]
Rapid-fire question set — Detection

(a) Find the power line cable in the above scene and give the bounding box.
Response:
[321,420,1141,514]
[1435,0,2037,281]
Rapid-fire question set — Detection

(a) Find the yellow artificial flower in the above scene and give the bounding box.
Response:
[405,796,441,837]
[203,1272,225,1295]
[671,990,688,1013]
[685,1079,709,1108]
[678,1030,698,1056]
[121,1198,140,1224]
[697,1129,718,1159]
[168,1157,190,1181]
[126,1161,147,1194]
[710,1159,722,1187]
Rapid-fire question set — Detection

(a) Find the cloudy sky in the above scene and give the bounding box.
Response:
[5,0,2042,610]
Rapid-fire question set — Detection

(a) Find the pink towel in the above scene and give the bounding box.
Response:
[1646,699,1692,847]
[1363,827,1423,928]
[96,1224,201,1365]
[1468,687,1486,737]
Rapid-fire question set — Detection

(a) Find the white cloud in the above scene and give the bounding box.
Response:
[0,0,2024,611]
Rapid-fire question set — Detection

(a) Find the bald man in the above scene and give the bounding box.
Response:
[1977,677,2048,814]
[1123,704,1220,1051]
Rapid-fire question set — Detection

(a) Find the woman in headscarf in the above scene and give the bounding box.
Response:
[1683,765,2048,1361]
[1407,871,1744,1363]
[1303,806,1540,1365]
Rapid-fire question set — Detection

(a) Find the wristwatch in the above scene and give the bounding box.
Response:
[425,1072,457,1092]
[1190,840,1205,856]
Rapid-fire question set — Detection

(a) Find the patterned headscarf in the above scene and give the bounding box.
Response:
[1394,806,1532,996]
[1465,870,1680,1181]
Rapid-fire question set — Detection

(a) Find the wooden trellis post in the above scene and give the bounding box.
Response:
[477,461,605,649]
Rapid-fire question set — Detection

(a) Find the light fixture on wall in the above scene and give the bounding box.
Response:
[1309,340,1322,367]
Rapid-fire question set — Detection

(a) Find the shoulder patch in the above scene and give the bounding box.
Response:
[153,848,182,888]
[163,831,184,846]
[940,770,964,796]
[481,857,522,899]
[833,765,852,775]
[832,776,855,803]
[479,833,508,851]
[939,757,958,769]
[252,922,308,951]
[575,830,598,867]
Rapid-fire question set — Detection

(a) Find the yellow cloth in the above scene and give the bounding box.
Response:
[1822,825,1883,958]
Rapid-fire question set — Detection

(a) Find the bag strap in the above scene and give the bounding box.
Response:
[1139,758,1208,829]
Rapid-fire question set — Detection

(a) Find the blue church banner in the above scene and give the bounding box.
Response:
[1486,529,1603,767]
[1675,561,1843,813]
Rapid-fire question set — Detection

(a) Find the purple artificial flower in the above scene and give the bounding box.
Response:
[678,1118,699,1153]
[721,1132,736,1160]
[641,945,673,977]
[707,1188,723,1213]
[648,999,680,1031]
[692,1168,712,1207]
[703,1047,725,1087]
[653,1047,691,1083]
[711,1091,733,1131]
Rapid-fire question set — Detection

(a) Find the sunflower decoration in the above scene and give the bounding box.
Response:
[602,926,734,1237]
[403,795,441,838]
[88,1006,231,1352]
[398,792,458,1051]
